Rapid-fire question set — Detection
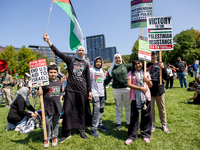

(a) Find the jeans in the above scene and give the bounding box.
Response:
[45,114,60,141]
[91,96,105,130]
[177,72,188,88]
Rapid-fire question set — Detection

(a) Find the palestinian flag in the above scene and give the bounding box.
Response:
[14,70,20,78]
[52,0,84,51]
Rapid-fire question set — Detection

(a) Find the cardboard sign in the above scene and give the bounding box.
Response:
[131,0,153,29]
[147,16,173,51]
[29,59,49,87]
[138,36,151,62]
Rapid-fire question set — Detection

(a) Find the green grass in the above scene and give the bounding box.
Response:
[0,76,200,150]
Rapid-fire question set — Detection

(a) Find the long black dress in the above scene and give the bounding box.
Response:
[50,45,92,132]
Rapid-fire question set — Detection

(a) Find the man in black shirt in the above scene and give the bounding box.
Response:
[147,51,169,133]
[175,57,188,88]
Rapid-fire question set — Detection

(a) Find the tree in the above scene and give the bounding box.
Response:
[58,62,66,74]
[130,39,139,62]
[0,45,18,75]
[18,46,36,78]
[121,55,131,63]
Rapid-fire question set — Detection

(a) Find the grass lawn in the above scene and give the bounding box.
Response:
[0,76,200,150]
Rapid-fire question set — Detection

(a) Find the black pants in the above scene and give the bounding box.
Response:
[166,76,173,89]
[128,101,152,141]
[62,128,85,137]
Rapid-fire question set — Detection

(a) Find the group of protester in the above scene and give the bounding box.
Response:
[2,33,200,148]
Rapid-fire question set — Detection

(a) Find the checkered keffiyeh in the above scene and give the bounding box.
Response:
[134,70,146,112]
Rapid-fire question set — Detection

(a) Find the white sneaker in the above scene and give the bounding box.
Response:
[43,140,50,148]
[52,137,58,147]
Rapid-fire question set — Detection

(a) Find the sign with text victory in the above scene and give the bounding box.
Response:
[131,0,153,29]
[147,16,173,51]
[29,59,49,87]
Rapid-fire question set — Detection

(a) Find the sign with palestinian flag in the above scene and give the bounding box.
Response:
[29,59,49,87]
[138,36,151,62]
[53,0,84,51]
[131,0,153,29]
[147,16,173,51]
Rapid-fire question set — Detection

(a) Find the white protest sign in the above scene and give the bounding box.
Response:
[29,59,49,87]
[138,36,151,62]
[131,0,153,29]
[147,16,173,51]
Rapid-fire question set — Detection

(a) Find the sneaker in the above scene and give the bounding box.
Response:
[98,125,107,131]
[151,124,156,132]
[162,125,169,133]
[91,130,99,138]
[125,138,133,145]
[15,127,20,131]
[59,135,71,143]
[116,124,121,130]
[79,132,87,139]
[52,137,58,147]
[43,140,49,148]
[5,122,11,131]
[143,138,150,143]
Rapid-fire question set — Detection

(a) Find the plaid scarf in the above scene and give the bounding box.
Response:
[134,70,146,112]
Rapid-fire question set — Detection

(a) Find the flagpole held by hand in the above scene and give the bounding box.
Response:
[45,2,53,34]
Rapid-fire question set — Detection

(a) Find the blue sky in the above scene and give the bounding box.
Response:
[0,0,200,56]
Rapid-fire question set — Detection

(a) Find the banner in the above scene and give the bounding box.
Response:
[147,16,173,51]
[131,0,153,29]
[138,36,151,62]
[29,59,49,87]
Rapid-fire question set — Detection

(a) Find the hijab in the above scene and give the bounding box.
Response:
[75,45,85,60]
[11,87,30,106]
[108,54,122,77]
[94,56,103,69]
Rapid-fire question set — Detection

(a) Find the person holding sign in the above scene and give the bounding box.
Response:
[43,34,92,142]
[125,58,152,145]
[37,64,63,148]
[147,51,169,133]
[104,54,132,130]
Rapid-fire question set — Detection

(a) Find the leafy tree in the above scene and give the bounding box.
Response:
[121,55,131,63]
[18,46,36,78]
[0,45,18,75]
[58,62,67,74]
[130,39,139,62]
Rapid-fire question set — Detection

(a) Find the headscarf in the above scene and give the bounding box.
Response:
[11,87,30,106]
[94,56,103,69]
[75,45,85,60]
[108,54,122,77]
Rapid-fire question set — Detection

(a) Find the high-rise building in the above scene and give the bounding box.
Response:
[86,34,116,62]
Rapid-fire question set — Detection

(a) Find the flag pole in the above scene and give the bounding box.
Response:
[45,2,53,33]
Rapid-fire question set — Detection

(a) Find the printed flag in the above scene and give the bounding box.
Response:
[52,0,84,51]
[14,70,20,78]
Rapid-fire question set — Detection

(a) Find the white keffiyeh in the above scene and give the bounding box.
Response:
[134,70,146,112]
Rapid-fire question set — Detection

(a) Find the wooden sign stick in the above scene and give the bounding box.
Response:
[39,86,47,141]
[159,51,162,85]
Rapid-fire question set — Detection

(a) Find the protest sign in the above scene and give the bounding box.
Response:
[29,59,48,140]
[29,59,49,87]
[138,36,151,62]
[147,16,173,51]
[131,0,153,29]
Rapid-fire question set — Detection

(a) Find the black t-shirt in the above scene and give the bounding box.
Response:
[42,80,62,116]
[7,95,35,124]
[147,62,168,96]
[50,45,91,94]
[175,61,186,72]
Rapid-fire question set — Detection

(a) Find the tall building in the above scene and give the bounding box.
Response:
[86,34,116,62]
